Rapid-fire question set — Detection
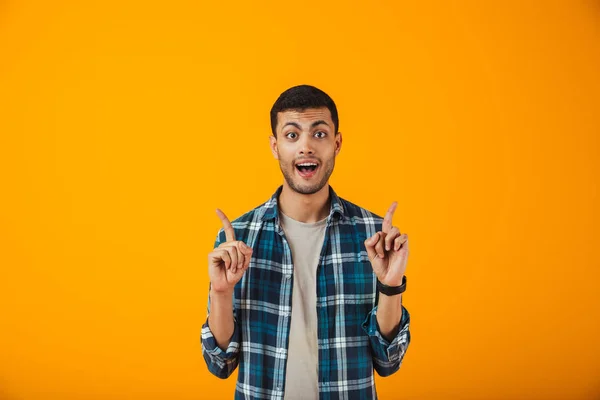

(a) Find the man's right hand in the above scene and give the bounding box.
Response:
[208,208,253,294]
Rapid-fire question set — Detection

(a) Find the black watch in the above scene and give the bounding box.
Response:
[377,275,407,296]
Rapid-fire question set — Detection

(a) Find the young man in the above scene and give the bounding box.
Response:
[201,85,411,399]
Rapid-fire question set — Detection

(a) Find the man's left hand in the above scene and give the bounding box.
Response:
[364,201,409,287]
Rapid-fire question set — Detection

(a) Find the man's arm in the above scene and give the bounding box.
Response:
[362,299,411,377]
[200,209,252,379]
[201,285,241,379]
[363,202,412,376]
[207,288,235,350]
[376,288,403,341]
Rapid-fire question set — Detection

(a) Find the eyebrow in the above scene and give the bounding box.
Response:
[281,120,330,131]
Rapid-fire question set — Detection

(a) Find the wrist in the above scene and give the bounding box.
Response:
[210,286,234,298]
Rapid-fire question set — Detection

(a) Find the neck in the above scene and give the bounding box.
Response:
[278,182,331,223]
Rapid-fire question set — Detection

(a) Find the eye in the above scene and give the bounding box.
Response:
[315,131,327,138]
[286,132,298,139]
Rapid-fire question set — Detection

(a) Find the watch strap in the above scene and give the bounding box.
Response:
[377,275,407,296]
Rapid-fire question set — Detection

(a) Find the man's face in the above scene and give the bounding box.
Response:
[270,107,342,195]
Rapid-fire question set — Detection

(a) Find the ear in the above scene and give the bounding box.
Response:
[334,131,342,156]
[269,135,279,160]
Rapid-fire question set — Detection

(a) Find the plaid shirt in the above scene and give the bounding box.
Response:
[201,186,411,399]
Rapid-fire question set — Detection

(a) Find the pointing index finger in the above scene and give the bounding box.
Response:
[216,208,236,242]
[382,201,398,233]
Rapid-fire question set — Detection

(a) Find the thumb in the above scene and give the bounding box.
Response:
[364,232,380,261]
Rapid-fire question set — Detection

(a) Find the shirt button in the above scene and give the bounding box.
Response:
[285,274,291,280]
[284,312,290,317]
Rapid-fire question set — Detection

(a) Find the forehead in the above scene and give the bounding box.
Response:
[276,107,333,130]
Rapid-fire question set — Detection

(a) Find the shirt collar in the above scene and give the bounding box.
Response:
[261,185,345,222]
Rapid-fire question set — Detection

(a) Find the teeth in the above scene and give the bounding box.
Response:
[297,163,317,167]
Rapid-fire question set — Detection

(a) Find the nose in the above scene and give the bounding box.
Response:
[298,134,314,156]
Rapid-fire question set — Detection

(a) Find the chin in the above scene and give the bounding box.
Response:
[296,185,323,195]
[289,179,327,195]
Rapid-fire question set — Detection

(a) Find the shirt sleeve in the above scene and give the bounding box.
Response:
[201,303,241,379]
[200,229,242,379]
[361,303,411,377]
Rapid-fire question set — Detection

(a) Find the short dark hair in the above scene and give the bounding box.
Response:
[270,85,339,137]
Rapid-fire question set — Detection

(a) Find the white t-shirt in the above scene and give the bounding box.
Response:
[279,211,327,400]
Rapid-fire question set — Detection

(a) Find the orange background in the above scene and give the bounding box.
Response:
[1,1,599,399]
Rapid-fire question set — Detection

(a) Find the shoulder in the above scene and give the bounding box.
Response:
[335,195,384,248]
[338,196,384,226]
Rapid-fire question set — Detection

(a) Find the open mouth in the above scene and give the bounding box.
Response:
[295,162,319,178]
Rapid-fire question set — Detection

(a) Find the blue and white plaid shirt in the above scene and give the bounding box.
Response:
[201,186,411,399]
